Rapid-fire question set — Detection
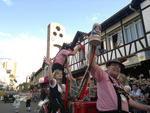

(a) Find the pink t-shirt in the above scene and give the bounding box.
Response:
[90,64,129,112]
[54,49,74,66]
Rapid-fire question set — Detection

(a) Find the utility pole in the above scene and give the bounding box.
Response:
[47,24,51,59]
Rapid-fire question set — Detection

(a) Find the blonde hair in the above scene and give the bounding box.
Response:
[52,70,63,78]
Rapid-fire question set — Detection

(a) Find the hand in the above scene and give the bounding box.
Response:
[75,44,80,49]
[77,46,81,51]
[77,44,83,51]
[71,77,76,82]
[43,56,52,65]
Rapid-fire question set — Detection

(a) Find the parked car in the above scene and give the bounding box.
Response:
[3,94,15,103]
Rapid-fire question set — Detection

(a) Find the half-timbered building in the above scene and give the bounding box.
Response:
[69,0,150,79]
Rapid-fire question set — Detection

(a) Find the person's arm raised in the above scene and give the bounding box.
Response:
[43,57,53,80]
[87,45,97,67]
[71,44,81,55]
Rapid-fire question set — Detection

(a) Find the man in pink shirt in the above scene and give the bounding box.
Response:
[88,50,150,113]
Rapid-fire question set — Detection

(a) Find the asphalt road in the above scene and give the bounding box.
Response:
[0,100,38,113]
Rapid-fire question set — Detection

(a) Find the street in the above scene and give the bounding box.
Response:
[0,100,38,113]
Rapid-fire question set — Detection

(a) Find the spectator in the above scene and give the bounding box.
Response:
[26,91,32,112]
[130,84,145,113]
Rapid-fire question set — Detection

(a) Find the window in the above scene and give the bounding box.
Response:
[112,34,118,48]
[106,36,112,50]
[106,30,123,50]
[124,25,132,43]
[117,31,123,46]
[124,19,144,44]
[135,20,144,38]
[96,41,105,55]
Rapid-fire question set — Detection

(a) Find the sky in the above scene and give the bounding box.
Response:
[0,0,131,84]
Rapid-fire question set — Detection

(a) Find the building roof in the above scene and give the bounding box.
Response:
[73,0,145,39]
[101,0,145,31]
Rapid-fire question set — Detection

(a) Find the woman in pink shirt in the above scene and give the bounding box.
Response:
[88,52,150,113]
[51,43,80,84]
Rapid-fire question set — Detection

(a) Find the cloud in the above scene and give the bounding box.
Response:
[0,32,12,37]
[0,32,47,84]
[91,16,99,22]
[2,0,13,6]
[86,12,109,26]
[91,13,102,23]
[85,13,103,28]
[0,31,73,84]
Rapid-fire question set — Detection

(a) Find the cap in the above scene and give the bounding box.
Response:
[106,60,125,71]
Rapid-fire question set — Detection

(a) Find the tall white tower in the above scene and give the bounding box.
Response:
[47,23,65,58]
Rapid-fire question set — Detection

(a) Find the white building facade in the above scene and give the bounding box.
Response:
[69,0,150,78]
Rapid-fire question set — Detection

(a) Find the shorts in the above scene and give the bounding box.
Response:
[52,63,64,73]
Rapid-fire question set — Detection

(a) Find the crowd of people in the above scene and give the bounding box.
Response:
[128,78,150,113]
